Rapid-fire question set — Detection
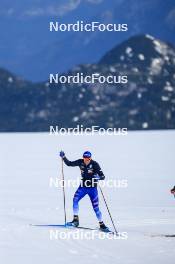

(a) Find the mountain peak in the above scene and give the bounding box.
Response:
[99,34,175,67]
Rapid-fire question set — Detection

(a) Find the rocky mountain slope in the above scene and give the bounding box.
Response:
[0,34,175,131]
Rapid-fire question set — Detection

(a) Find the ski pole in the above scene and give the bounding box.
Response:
[61,158,67,225]
[99,186,118,235]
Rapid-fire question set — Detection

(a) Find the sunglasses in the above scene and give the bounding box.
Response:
[83,157,91,160]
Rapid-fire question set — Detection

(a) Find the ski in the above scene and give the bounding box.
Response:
[30,224,97,231]
[30,223,117,235]
[150,234,175,238]
[66,222,116,234]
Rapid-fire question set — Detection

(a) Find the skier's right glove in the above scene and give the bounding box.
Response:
[60,150,65,158]
[171,186,175,194]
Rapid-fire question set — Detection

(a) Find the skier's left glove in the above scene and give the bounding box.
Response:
[60,150,65,158]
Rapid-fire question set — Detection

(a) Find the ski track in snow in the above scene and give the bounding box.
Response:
[0,131,175,264]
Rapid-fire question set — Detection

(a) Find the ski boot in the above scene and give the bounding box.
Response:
[99,221,110,232]
[67,215,79,227]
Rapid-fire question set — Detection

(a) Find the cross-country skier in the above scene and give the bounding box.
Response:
[59,150,109,231]
[171,186,175,196]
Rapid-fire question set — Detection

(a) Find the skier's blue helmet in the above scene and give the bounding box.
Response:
[83,151,92,158]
